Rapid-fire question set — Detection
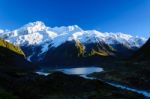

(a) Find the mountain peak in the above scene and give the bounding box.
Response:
[68,25,81,31]
[21,21,46,33]
[52,25,82,34]
[0,29,4,33]
[24,21,46,27]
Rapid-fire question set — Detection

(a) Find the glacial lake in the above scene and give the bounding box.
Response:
[36,67,104,76]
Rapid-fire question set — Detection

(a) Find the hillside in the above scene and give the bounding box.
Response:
[44,40,115,66]
[133,38,150,60]
[0,38,34,72]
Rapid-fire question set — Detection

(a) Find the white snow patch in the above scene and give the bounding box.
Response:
[27,55,33,62]
[39,43,50,55]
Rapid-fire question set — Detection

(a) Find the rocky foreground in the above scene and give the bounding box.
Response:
[0,71,145,99]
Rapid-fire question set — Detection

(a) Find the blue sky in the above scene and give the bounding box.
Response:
[0,0,150,38]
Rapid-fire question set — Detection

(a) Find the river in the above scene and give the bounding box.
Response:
[36,66,150,98]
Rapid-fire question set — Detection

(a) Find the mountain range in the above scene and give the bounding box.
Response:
[0,21,147,66]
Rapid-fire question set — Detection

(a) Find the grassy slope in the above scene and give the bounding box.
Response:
[44,40,116,66]
[0,38,25,57]
[0,38,35,73]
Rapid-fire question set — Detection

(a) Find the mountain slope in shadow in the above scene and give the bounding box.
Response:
[133,38,150,60]
[0,38,35,72]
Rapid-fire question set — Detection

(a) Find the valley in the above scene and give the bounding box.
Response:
[0,21,149,99]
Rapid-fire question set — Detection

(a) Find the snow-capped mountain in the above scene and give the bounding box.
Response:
[0,21,146,47]
[0,21,147,64]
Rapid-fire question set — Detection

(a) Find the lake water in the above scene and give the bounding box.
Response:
[57,67,103,75]
[36,66,103,76]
